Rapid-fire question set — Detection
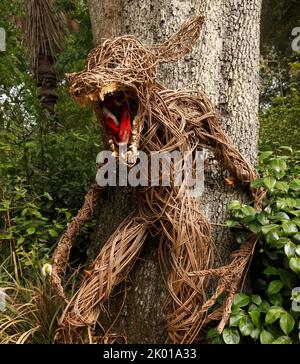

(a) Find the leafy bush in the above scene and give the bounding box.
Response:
[208,147,300,344]
[260,60,300,149]
[0,0,100,273]
[0,179,72,273]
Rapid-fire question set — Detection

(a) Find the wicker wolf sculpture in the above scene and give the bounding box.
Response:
[51,16,264,343]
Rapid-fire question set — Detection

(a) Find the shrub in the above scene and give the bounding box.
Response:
[208,147,300,344]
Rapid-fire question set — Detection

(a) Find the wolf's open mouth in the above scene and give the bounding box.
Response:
[95,83,139,165]
[73,82,140,165]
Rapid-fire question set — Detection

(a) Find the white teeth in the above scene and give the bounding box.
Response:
[88,94,98,101]
[102,107,119,126]
[108,139,116,151]
[98,82,118,101]
[132,115,138,128]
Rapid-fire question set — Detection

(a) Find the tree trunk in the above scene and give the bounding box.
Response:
[87,0,122,45]
[88,0,262,343]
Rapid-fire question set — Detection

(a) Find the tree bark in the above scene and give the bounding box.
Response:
[87,0,122,46]
[88,0,262,343]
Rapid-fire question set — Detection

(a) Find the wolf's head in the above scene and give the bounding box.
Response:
[66,16,204,164]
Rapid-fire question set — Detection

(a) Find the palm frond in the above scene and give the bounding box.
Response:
[23,0,67,73]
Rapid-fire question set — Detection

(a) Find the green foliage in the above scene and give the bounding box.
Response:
[0,180,72,272]
[0,0,99,274]
[208,148,300,344]
[55,0,93,75]
[259,60,300,149]
[261,0,300,56]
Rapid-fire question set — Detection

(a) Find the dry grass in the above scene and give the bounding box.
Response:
[0,267,63,344]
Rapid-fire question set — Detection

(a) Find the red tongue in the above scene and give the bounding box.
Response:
[103,107,119,135]
[118,108,131,143]
[103,104,131,144]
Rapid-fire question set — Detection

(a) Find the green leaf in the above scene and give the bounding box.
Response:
[250,327,261,340]
[233,293,250,307]
[248,303,258,312]
[284,242,296,258]
[211,336,224,344]
[293,233,300,243]
[229,313,244,327]
[206,327,219,339]
[272,238,288,249]
[289,257,300,273]
[230,304,240,314]
[226,219,240,228]
[269,293,283,306]
[260,300,270,313]
[26,226,36,235]
[263,266,279,276]
[222,328,240,344]
[264,177,277,190]
[265,306,284,325]
[247,223,261,233]
[278,268,297,289]
[65,211,72,220]
[260,330,274,344]
[272,336,293,344]
[290,179,300,192]
[257,213,270,225]
[265,231,280,245]
[228,200,241,210]
[276,198,288,210]
[16,236,25,245]
[251,295,262,306]
[262,224,279,235]
[241,205,257,216]
[278,146,293,154]
[279,312,295,335]
[43,192,53,201]
[259,151,273,161]
[251,178,265,188]
[249,310,261,327]
[239,316,254,336]
[269,159,287,174]
[275,212,290,221]
[49,229,58,238]
[275,181,289,192]
[267,280,284,295]
[282,221,298,235]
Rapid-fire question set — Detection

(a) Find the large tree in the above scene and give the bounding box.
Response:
[81,0,262,343]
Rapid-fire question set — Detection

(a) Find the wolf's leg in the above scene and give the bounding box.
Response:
[51,184,105,301]
[56,212,148,342]
[156,189,214,344]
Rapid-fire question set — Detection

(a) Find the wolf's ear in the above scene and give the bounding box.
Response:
[150,16,204,64]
